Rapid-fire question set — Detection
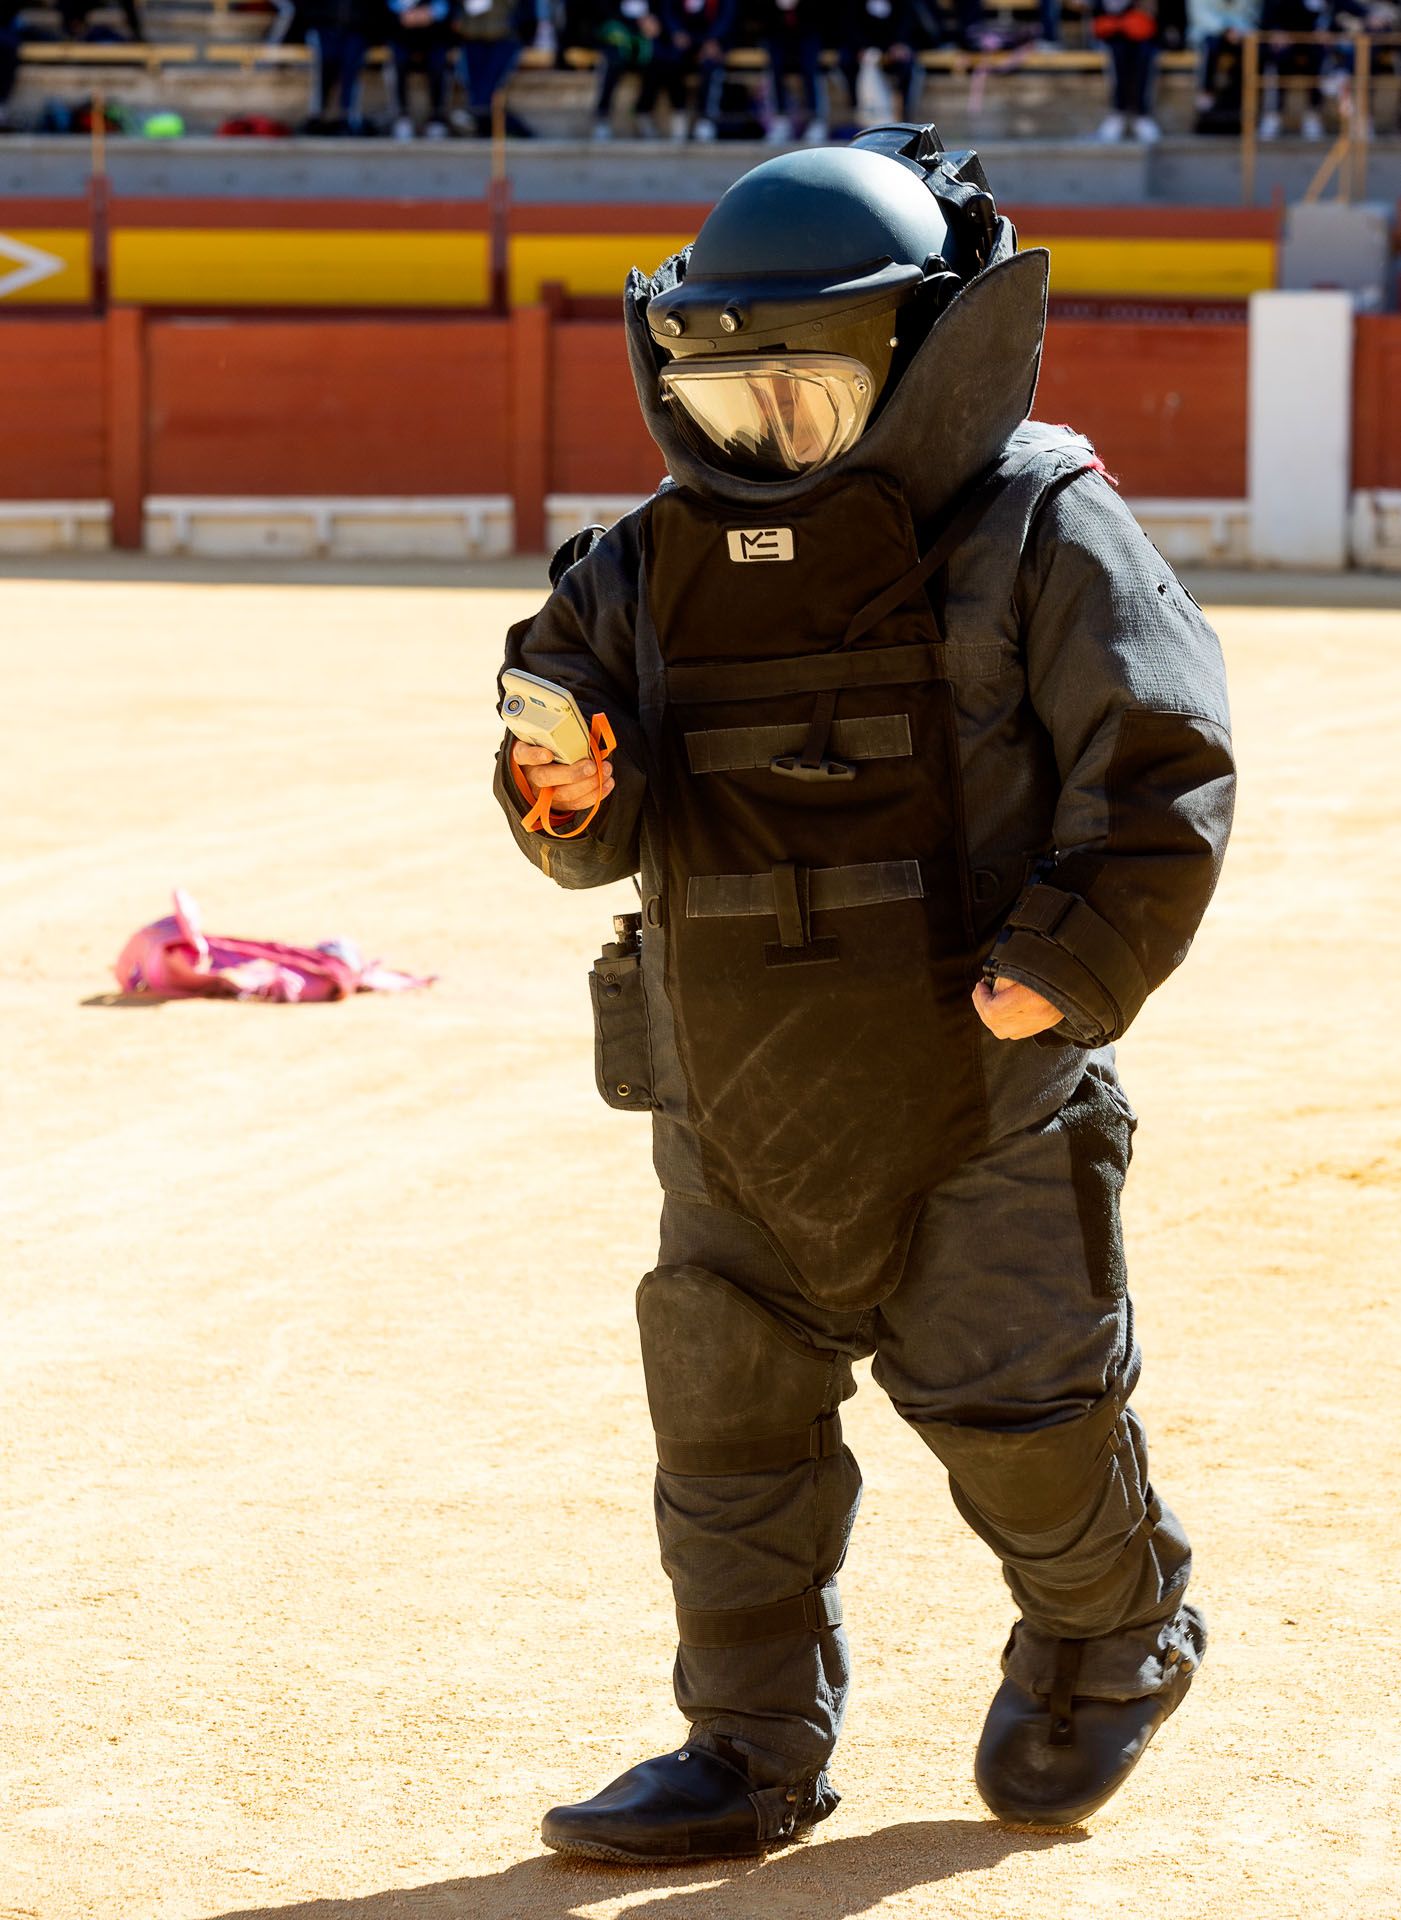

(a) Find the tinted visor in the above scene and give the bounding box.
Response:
[658,354,876,480]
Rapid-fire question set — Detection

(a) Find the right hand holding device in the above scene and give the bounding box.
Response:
[511,739,615,816]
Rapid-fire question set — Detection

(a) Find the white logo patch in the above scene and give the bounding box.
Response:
[726,528,794,563]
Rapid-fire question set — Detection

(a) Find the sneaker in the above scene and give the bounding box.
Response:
[391,114,415,141]
[803,115,828,143]
[1133,115,1161,143]
[424,118,449,140]
[1301,108,1324,139]
[1258,109,1281,140]
[766,112,793,144]
[692,116,717,141]
[1094,112,1126,142]
[592,119,613,141]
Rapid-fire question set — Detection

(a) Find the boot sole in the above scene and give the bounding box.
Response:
[541,1826,812,1867]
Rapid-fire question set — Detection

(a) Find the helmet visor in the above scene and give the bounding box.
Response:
[658,354,876,479]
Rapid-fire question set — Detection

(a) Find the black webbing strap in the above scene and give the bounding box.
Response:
[667,643,942,706]
[687,860,924,920]
[1047,1638,1084,1747]
[843,460,1010,649]
[656,1410,843,1477]
[1003,884,1149,1021]
[676,1580,844,1650]
[772,862,808,949]
[686,715,913,775]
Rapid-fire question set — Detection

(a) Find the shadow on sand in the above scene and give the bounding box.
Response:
[208,1818,1084,1920]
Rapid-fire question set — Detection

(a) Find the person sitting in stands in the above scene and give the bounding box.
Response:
[387,0,454,136]
[659,0,738,137]
[1189,0,1257,134]
[1092,0,1162,143]
[763,0,834,142]
[301,0,379,132]
[457,0,537,134]
[1256,0,1327,136]
[592,0,681,136]
[836,0,947,127]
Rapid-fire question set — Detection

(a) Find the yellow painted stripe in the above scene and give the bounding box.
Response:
[0,229,91,305]
[509,233,695,307]
[513,231,1277,305]
[1021,235,1278,299]
[111,229,490,308]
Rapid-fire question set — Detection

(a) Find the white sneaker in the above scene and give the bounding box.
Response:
[766,113,793,144]
[1095,112,1126,142]
[592,119,613,141]
[1301,109,1324,139]
[669,116,688,143]
[1258,109,1281,140]
[391,114,414,141]
[424,118,449,140]
[692,116,716,141]
[1133,115,1161,143]
[803,115,827,143]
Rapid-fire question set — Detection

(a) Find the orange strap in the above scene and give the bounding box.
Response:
[512,712,617,840]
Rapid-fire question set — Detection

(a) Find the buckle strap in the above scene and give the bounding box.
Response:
[656,1411,843,1477]
[687,860,924,920]
[686,714,913,775]
[676,1580,844,1650]
[1047,1638,1084,1748]
[1001,883,1150,1024]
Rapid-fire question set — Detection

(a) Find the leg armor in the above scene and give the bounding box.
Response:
[636,1263,862,1786]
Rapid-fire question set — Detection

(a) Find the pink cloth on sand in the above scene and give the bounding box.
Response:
[114,890,435,1003]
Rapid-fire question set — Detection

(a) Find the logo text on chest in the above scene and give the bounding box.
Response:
[726,528,795,563]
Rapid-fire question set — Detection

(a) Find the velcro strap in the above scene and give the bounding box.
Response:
[686,715,913,775]
[676,1580,844,1649]
[1004,884,1149,1019]
[688,860,924,920]
[656,1411,842,1477]
[667,644,942,706]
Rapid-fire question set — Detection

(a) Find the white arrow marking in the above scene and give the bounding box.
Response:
[0,233,66,299]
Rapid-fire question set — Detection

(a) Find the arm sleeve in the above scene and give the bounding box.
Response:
[989,471,1237,1046]
[492,512,649,891]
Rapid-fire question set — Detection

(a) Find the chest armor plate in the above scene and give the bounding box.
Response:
[645,474,993,1308]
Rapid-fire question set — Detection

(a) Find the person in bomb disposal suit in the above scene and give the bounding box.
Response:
[494,125,1235,1862]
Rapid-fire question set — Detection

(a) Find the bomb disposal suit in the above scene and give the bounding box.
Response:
[494,126,1236,1861]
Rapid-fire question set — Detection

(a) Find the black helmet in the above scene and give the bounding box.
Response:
[646,124,1005,479]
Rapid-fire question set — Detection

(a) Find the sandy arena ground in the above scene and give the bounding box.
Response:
[3,568,1399,1920]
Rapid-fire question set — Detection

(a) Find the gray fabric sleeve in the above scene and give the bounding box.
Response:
[991,472,1237,1046]
[492,511,648,890]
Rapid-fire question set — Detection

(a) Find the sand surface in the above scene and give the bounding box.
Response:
[3,575,1398,1920]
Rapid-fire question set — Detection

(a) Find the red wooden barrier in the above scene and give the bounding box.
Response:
[550,320,661,497]
[1036,319,1249,499]
[0,320,105,499]
[144,316,512,497]
[1353,315,1401,492]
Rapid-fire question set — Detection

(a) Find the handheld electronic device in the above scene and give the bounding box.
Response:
[499,669,592,766]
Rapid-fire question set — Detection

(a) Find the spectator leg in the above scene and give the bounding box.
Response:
[307,26,333,117]
[0,27,18,111]
[1107,37,1134,113]
[463,36,522,117]
[341,31,368,124]
[797,33,823,118]
[595,49,632,121]
[1129,39,1157,117]
[425,29,451,123]
[693,55,725,123]
[1038,0,1060,45]
[889,51,918,119]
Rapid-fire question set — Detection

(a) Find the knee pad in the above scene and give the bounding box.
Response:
[914,1388,1128,1533]
[637,1263,850,1477]
[637,1265,854,1648]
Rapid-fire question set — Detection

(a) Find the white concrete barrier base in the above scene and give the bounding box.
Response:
[0,502,112,553]
[144,496,515,561]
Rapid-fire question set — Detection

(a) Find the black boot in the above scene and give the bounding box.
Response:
[541,1743,834,1864]
[975,1627,1202,1828]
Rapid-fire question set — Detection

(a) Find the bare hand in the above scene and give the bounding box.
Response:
[971,974,1064,1041]
[512,739,614,815]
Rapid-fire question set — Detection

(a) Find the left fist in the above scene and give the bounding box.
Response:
[971,975,1064,1041]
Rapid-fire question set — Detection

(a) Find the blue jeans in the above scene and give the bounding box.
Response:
[460,33,521,115]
